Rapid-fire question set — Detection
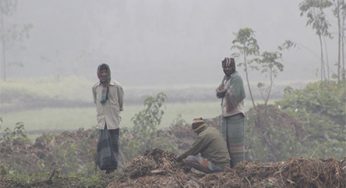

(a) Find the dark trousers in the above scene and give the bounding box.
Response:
[99,128,119,156]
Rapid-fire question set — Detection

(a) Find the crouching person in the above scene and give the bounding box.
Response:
[176,117,230,173]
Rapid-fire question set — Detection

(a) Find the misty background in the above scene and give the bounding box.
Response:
[3,0,337,87]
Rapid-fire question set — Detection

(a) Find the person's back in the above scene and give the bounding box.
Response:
[198,126,230,168]
[176,118,230,173]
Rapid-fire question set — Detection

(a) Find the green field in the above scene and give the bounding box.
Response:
[0,77,262,133]
[1,101,228,132]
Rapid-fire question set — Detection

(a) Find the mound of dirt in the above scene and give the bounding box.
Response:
[109,149,346,188]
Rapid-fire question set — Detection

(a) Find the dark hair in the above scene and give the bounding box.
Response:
[98,63,110,72]
[222,57,235,70]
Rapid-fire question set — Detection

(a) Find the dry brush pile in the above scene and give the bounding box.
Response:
[110,149,346,188]
[0,109,345,187]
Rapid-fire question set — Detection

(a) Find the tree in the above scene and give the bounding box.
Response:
[331,0,346,82]
[231,28,260,109]
[299,0,333,81]
[247,41,294,161]
[0,0,32,81]
[256,41,295,107]
[340,0,346,80]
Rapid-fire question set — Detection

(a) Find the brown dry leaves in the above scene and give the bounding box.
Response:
[110,150,346,188]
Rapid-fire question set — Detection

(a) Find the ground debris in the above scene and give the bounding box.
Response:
[109,150,346,188]
[120,148,180,179]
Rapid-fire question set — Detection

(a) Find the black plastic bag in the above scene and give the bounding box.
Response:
[96,126,117,171]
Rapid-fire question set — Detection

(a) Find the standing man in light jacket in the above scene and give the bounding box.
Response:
[92,63,124,172]
[216,57,246,167]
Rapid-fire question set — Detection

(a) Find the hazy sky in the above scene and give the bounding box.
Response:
[4,0,340,86]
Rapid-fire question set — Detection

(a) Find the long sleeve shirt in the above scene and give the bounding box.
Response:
[177,126,230,167]
[216,72,246,117]
[92,81,124,129]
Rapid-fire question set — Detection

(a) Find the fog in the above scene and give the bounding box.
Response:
[4,0,340,86]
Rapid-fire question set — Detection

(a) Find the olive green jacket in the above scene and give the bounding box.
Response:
[177,126,230,167]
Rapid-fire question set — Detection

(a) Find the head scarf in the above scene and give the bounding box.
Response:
[97,63,111,105]
[97,63,111,84]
